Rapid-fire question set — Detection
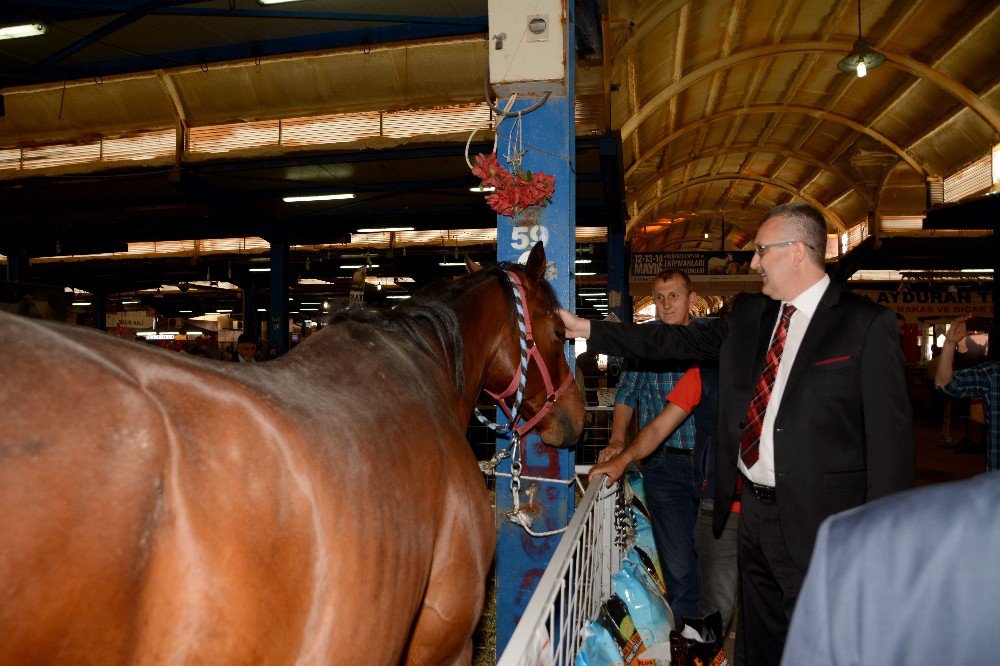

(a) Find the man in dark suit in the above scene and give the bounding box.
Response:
[560,202,914,665]
[782,472,1000,665]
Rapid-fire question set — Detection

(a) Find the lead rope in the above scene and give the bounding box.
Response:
[472,271,529,435]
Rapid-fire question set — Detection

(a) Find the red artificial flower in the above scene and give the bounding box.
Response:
[471,152,556,217]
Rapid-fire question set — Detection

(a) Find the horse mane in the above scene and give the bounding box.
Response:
[326,262,560,395]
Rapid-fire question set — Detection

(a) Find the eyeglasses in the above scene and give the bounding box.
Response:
[753,239,815,257]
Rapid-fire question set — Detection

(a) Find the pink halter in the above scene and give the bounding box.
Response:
[482,272,576,437]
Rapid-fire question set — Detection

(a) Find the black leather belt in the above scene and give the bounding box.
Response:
[662,445,695,457]
[741,472,777,503]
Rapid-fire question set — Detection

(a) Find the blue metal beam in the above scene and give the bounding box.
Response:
[27,1,205,72]
[193,138,602,174]
[21,21,487,84]
[151,7,487,27]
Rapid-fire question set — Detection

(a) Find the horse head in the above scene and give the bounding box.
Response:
[468,242,585,448]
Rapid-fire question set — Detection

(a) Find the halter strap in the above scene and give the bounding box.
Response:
[474,271,576,437]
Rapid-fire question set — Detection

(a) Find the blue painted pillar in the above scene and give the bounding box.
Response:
[92,290,107,331]
[492,1,576,654]
[242,284,257,339]
[600,130,630,326]
[267,227,289,357]
[4,245,28,283]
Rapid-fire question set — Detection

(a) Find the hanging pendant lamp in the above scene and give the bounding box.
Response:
[837,0,885,77]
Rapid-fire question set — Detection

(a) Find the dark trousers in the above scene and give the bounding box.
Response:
[735,487,808,666]
[643,450,699,620]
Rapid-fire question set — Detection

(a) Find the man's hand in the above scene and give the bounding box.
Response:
[588,454,629,487]
[945,314,970,345]
[557,308,592,339]
[597,439,626,463]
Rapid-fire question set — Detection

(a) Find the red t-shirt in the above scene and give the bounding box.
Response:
[667,366,702,413]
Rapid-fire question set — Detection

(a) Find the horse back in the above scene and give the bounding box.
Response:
[0,314,493,663]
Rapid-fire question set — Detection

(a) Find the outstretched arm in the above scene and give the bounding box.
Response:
[935,314,969,387]
[589,403,691,487]
[590,367,701,486]
[597,403,634,463]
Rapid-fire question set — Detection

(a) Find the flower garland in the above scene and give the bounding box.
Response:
[471,152,555,217]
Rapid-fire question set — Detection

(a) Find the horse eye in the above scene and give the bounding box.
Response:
[554,329,565,341]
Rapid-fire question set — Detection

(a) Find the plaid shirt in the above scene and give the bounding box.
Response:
[615,322,696,450]
[938,361,1000,471]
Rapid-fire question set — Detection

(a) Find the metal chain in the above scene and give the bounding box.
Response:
[613,482,635,549]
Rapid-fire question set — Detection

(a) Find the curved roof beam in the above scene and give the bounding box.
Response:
[636,144,871,206]
[630,174,845,233]
[620,40,1000,152]
[625,104,928,180]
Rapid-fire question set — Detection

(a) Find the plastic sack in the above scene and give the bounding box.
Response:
[626,546,667,597]
[598,594,649,665]
[631,507,664,586]
[669,611,729,666]
[576,618,625,666]
[615,562,674,649]
[624,465,651,518]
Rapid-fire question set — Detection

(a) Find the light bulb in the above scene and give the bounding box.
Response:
[856,61,867,78]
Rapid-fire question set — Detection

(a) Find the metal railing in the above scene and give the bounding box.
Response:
[497,477,626,666]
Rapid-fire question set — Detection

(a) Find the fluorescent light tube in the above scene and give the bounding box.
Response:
[0,23,46,40]
[283,193,355,203]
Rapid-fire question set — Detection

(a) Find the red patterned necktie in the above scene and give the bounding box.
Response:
[740,303,796,469]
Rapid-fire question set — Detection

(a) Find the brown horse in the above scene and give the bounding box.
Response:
[0,242,584,664]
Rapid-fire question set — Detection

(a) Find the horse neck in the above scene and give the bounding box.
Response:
[448,279,509,417]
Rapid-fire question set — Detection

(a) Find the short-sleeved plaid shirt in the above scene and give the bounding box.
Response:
[938,361,999,471]
[615,322,696,451]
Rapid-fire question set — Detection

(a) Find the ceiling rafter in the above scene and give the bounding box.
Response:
[789,0,966,210]
[618,41,1000,145]
[656,2,690,173]
[904,77,1000,151]
[865,0,999,133]
[628,105,928,186]
[714,0,803,213]
[740,0,853,211]
[639,145,869,203]
[610,0,690,73]
[631,173,845,233]
[692,8,753,223]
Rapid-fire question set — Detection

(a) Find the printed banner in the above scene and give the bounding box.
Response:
[630,251,761,296]
[106,310,155,329]
[631,251,757,281]
[855,289,993,323]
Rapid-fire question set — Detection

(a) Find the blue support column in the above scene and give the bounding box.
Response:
[242,284,257,339]
[267,228,289,357]
[92,290,107,331]
[600,131,630,326]
[492,2,576,654]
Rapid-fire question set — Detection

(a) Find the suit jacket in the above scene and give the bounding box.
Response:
[589,281,914,568]
[781,472,1000,665]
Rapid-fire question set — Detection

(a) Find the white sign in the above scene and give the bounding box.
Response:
[106,310,155,328]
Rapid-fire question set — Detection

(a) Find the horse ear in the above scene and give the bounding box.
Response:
[525,242,546,282]
[465,256,483,273]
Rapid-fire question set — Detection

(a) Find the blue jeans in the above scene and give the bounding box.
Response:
[642,449,699,621]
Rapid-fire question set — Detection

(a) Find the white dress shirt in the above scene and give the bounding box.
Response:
[740,274,830,486]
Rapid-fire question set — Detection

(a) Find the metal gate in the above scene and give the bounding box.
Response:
[497,477,626,666]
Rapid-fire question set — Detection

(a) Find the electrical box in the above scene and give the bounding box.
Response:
[488,0,566,97]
